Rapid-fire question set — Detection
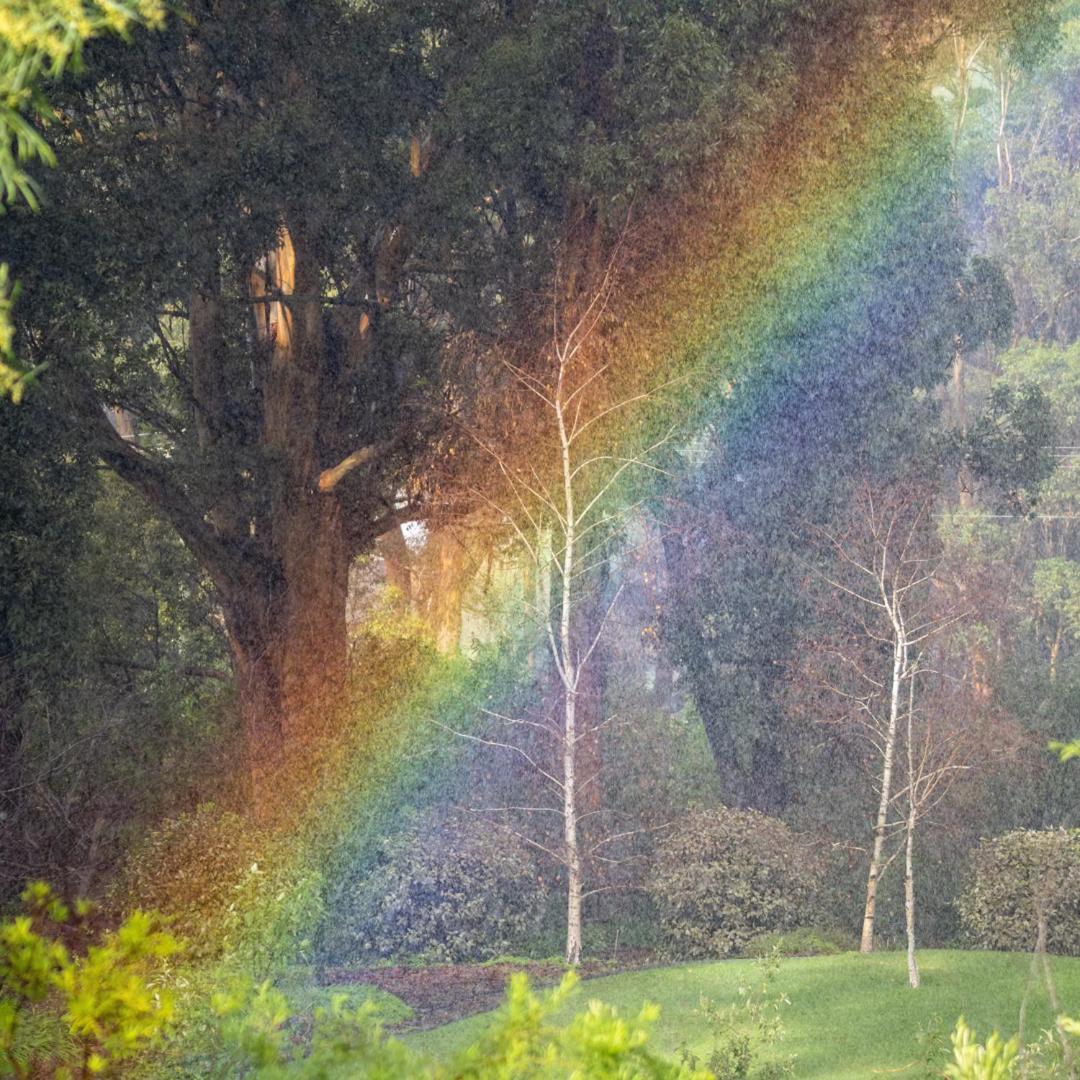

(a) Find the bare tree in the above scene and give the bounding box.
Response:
[808,480,969,961]
[895,656,971,987]
[435,249,675,964]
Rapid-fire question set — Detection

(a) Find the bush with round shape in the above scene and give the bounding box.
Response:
[959,828,1080,955]
[351,814,546,963]
[647,807,819,959]
[743,925,857,958]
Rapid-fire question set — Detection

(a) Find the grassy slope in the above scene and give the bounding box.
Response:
[406,950,1080,1078]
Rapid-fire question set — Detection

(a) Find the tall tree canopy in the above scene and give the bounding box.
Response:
[4,0,1056,820]
[5,0,848,814]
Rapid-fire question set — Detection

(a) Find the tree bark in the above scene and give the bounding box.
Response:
[563,685,584,966]
[861,633,905,953]
[220,513,348,822]
[431,530,465,654]
[904,802,920,988]
[558,377,583,966]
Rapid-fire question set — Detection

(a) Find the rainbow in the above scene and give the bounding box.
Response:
[140,36,981,973]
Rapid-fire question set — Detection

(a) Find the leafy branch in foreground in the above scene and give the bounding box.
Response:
[211,970,713,1079]
[0,881,178,1078]
[0,0,165,398]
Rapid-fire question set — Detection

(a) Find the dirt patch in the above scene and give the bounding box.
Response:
[321,956,655,1031]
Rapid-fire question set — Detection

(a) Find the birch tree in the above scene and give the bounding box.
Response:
[438,252,675,965]
[809,480,968,958]
[896,656,971,987]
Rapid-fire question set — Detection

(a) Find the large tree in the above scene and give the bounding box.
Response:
[6,0,840,814]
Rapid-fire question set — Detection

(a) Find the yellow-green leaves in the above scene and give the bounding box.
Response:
[943,1018,1019,1080]
[0,0,165,398]
[0,915,67,1003]
[0,883,179,1077]
[1051,738,1080,763]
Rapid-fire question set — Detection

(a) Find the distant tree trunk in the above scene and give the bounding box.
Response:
[377,524,414,610]
[431,530,465,653]
[953,346,976,511]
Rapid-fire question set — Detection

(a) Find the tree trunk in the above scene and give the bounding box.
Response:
[861,634,905,953]
[223,507,349,821]
[563,685,584,966]
[904,803,919,988]
[558,385,583,967]
[430,529,465,654]
[186,224,352,818]
[377,524,414,610]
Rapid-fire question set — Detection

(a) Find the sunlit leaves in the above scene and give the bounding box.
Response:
[0,0,165,398]
[0,882,179,1076]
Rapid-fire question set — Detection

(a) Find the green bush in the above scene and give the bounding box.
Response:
[110,804,324,969]
[942,1018,1019,1080]
[647,808,819,959]
[959,829,1080,955]
[211,971,713,1078]
[144,965,414,1078]
[350,814,546,963]
[742,926,857,959]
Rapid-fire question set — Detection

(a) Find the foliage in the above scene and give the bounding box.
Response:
[145,966,412,1079]
[0,0,164,397]
[449,973,711,1080]
[647,808,818,959]
[0,403,231,904]
[944,1018,1020,1080]
[207,971,711,1079]
[110,805,323,971]
[678,947,794,1080]
[742,927,857,959]
[958,382,1057,514]
[959,829,1080,955]
[0,881,177,1078]
[349,814,545,963]
[1051,739,1080,764]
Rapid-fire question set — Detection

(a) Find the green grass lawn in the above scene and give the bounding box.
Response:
[406,950,1080,1078]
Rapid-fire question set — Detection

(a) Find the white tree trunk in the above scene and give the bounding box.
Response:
[905,665,920,988]
[861,632,905,953]
[905,802,920,988]
[557,386,583,966]
[563,688,583,965]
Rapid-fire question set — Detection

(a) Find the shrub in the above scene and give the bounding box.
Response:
[959,829,1080,955]
[148,965,414,1077]
[647,808,818,959]
[110,803,324,969]
[211,971,712,1078]
[942,1018,1019,1080]
[350,814,546,963]
[0,882,178,1077]
[742,926,857,959]
[678,946,794,1080]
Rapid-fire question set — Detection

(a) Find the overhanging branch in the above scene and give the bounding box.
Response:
[318,445,381,492]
